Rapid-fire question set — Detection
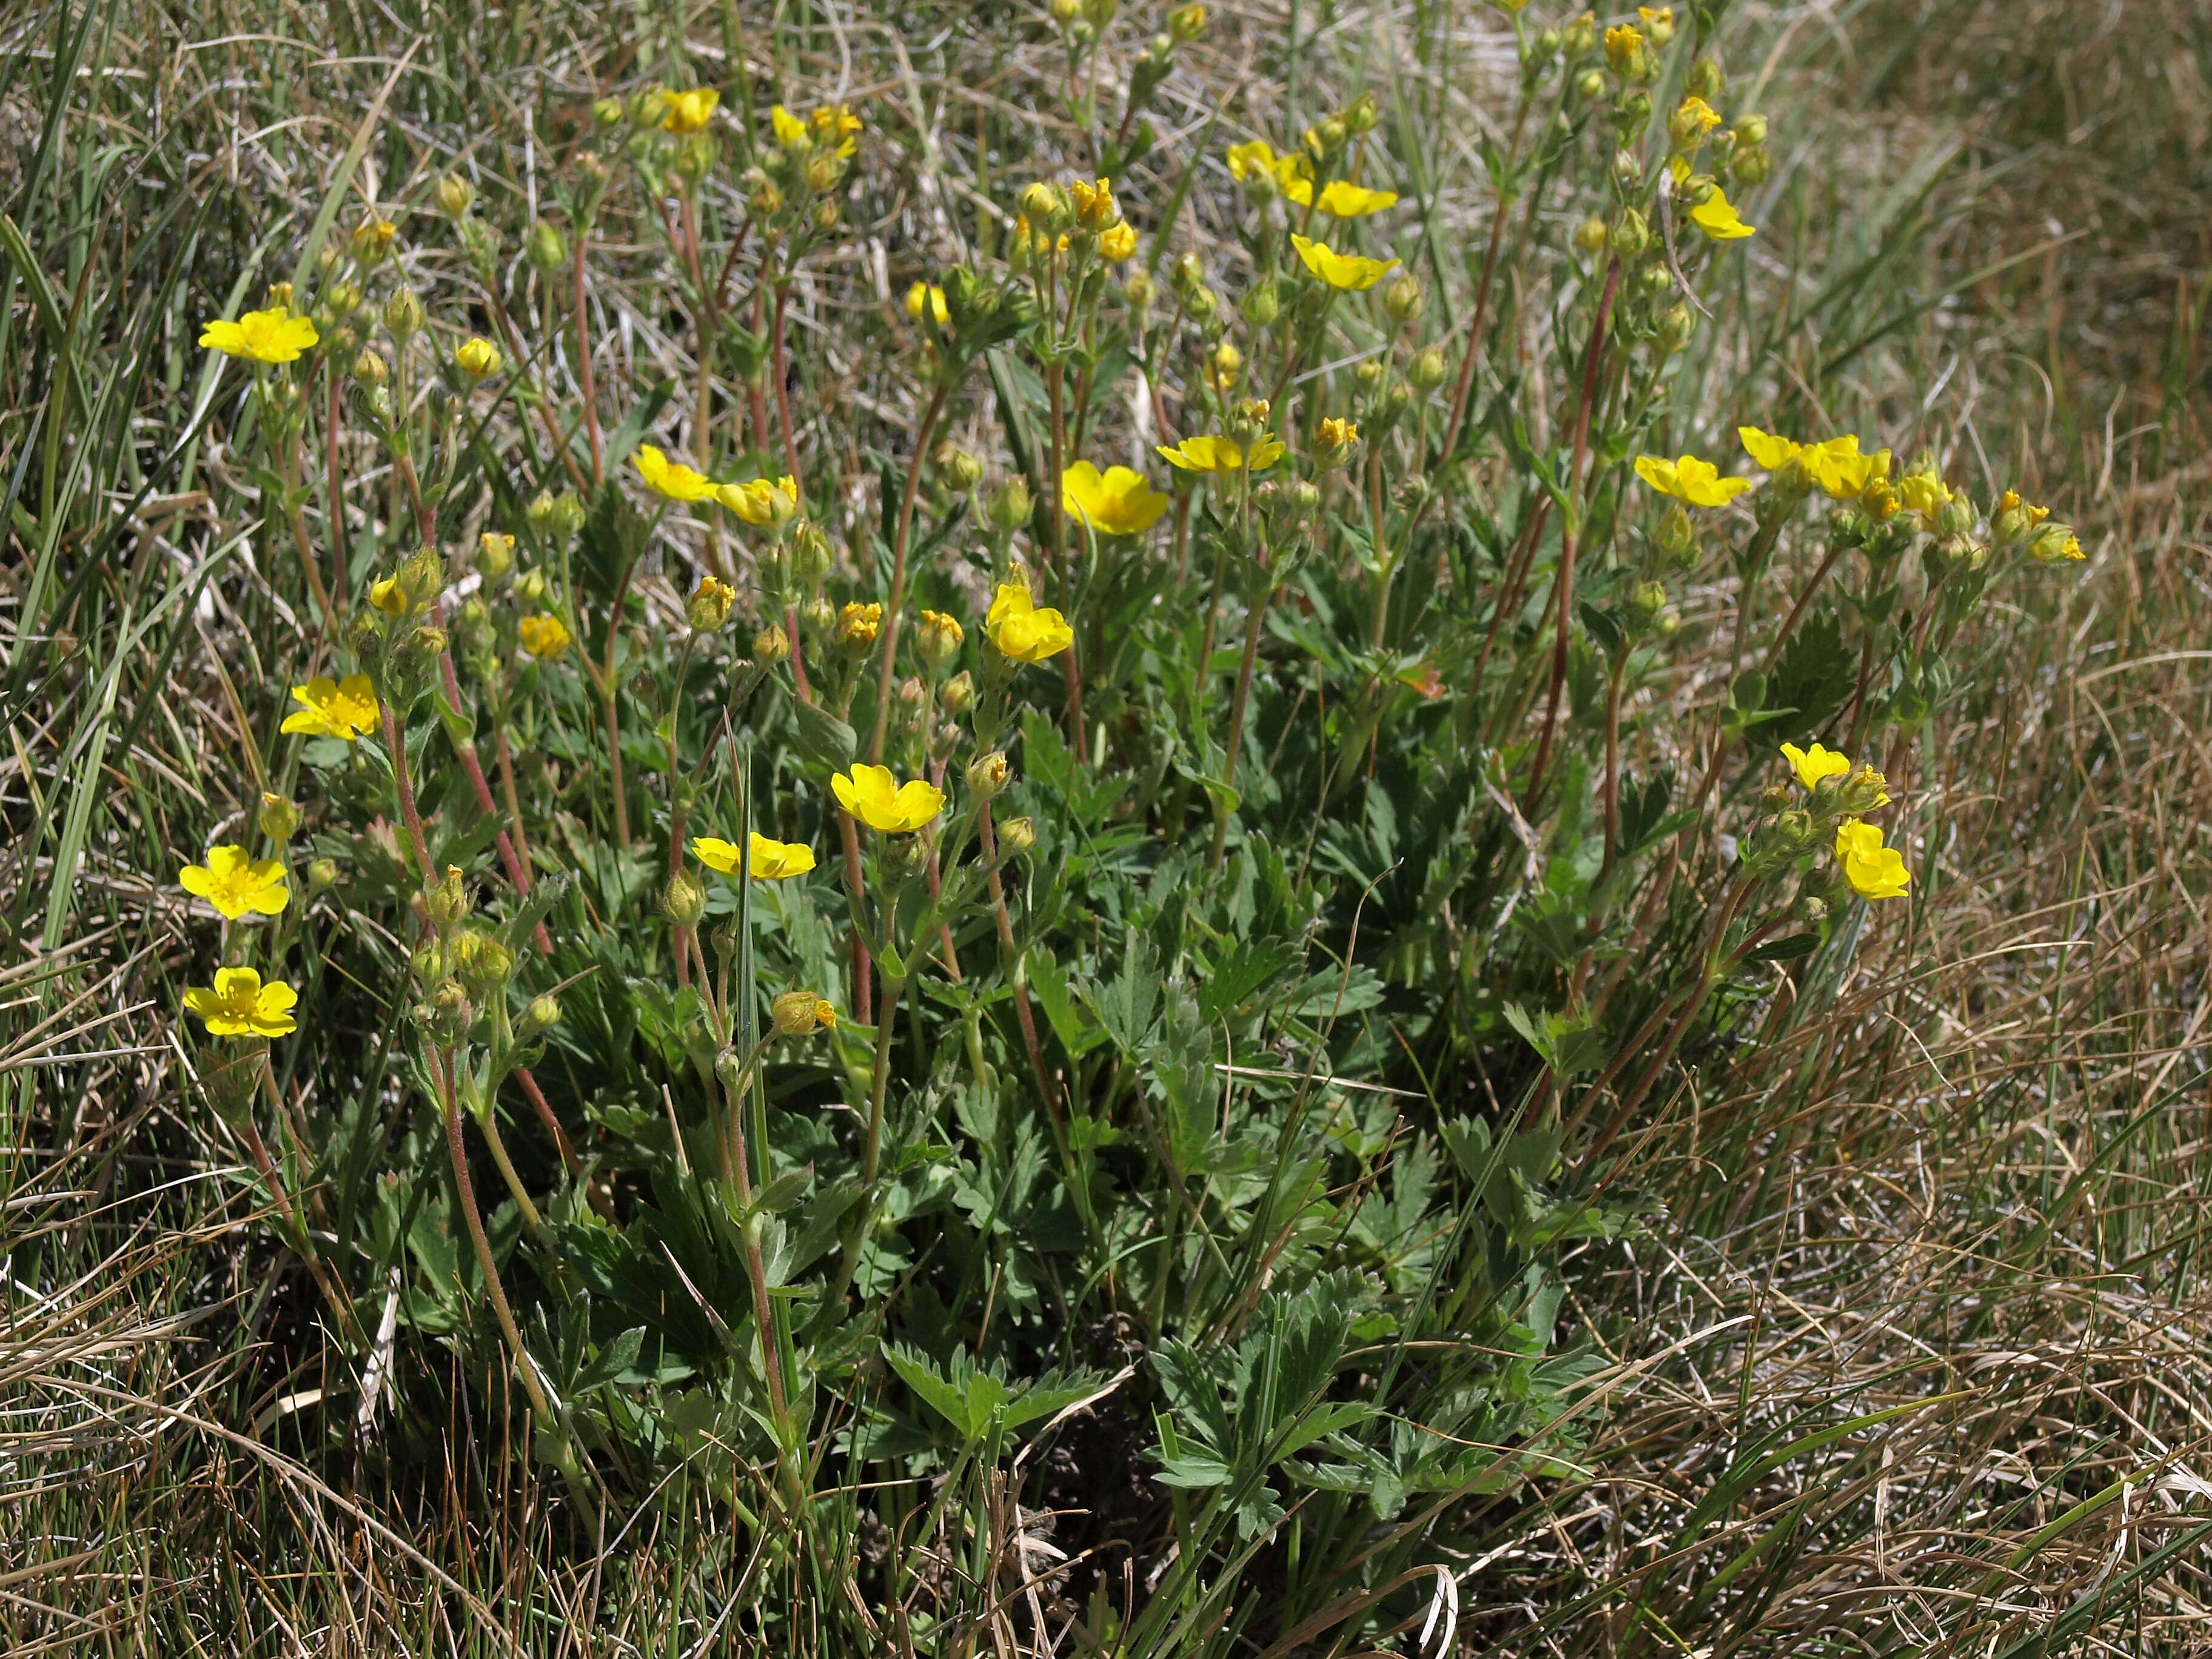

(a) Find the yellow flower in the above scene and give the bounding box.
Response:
[687,576,736,631]
[1604,24,1644,75]
[1061,461,1171,535]
[694,832,816,879]
[773,990,839,1034]
[1315,417,1360,466]
[1634,453,1752,508]
[838,602,883,651]
[1674,95,1722,142]
[662,87,720,134]
[454,337,501,378]
[770,104,810,150]
[811,103,862,158]
[636,444,722,503]
[179,846,290,919]
[1688,183,1755,240]
[281,674,380,742]
[986,582,1076,665]
[1096,222,1138,262]
[1225,141,1314,204]
[1835,819,1911,901]
[199,306,319,364]
[1895,469,1954,523]
[518,613,572,659]
[1157,434,1287,474]
[832,763,946,833]
[1780,742,1852,790]
[1740,429,1888,500]
[184,966,300,1039]
[1316,181,1399,218]
[1068,176,1119,230]
[905,282,950,325]
[718,474,802,527]
[1291,233,1399,292]
[369,576,411,617]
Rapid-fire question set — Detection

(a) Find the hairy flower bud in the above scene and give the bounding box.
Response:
[1409,346,1449,390]
[752,620,792,663]
[437,173,475,216]
[353,348,389,388]
[934,443,985,492]
[381,287,423,340]
[987,476,1033,531]
[662,871,706,927]
[940,670,976,716]
[306,857,339,896]
[258,792,300,843]
[1609,208,1650,259]
[1241,280,1281,327]
[1383,275,1424,321]
[996,815,1037,854]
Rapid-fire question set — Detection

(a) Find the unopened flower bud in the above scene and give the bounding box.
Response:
[258,793,300,843]
[752,620,791,663]
[382,287,423,340]
[1656,303,1695,354]
[1409,346,1448,390]
[1185,285,1219,323]
[1733,112,1768,148]
[1628,580,1667,629]
[1383,275,1424,321]
[454,337,501,378]
[1731,146,1771,186]
[1609,208,1650,258]
[1124,268,1156,309]
[406,624,449,659]
[940,670,976,715]
[1170,3,1206,41]
[996,815,1036,854]
[1574,216,1609,254]
[354,349,389,387]
[662,871,707,927]
[987,477,1033,531]
[934,443,985,492]
[1576,69,1606,102]
[438,173,475,216]
[306,857,339,896]
[1020,181,1066,229]
[1241,281,1280,327]
[520,993,561,1038]
[801,592,837,640]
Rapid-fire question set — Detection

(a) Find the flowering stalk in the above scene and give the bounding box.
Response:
[866,378,949,763]
[1208,543,1279,871]
[1524,257,1621,805]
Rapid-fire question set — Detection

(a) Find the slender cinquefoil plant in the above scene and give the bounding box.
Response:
[99,0,2103,1651]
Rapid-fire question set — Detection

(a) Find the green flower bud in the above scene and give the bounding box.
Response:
[662,871,706,927]
[258,793,300,843]
[382,287,423,340]
[967,751,1011,797]
[306,857,339,896]
[997,815,1036,854]
[987,477,1033,531]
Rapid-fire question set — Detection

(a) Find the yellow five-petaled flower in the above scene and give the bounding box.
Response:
[1291,233,1399,292]
[1061,462,1171,535]
[694,832,816,879]
[987,582,1075,665]
[199,307,320,364]
[719,474,801,528]
[1635,453,1752,508]
[662,87,720,134]
[184,966,299,1039]
[1780,742,1852,790]
[1835,820,1911,901]
[832,765,946,834]
[1741,427,1891,500]
[1158,434,1287,475]
[635,444,722,503]
[282,674,380,742]
[1316,181,1398,218]
[180,845,290,919]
